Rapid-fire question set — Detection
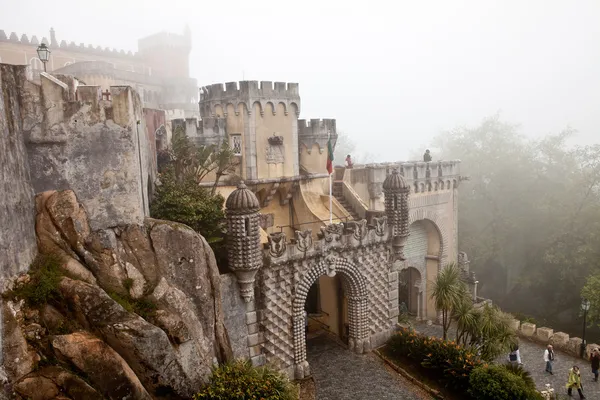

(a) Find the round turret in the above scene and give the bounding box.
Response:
[383,169,410,260]
[225,181,262,302]
[383,169,409,191]
[225,181,260,214]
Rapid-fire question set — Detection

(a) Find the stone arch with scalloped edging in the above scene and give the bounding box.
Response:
[291,256,369,379]
[409,208,448,265]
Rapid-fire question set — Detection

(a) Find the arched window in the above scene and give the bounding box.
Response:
[393,195,398,210]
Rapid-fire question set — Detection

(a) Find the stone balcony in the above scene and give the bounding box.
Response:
[335,160,463,212]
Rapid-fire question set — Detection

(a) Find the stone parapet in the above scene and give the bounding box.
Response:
[513,317,598,360]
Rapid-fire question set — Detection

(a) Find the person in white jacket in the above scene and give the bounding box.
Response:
[544,344,555,375]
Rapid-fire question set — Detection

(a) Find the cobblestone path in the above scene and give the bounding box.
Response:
[412,321,600,398]
[307,334,433,400]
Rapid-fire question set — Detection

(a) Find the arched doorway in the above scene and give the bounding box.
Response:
[291,255,368,379]
[398,267,421,317]
[402,219,443,320]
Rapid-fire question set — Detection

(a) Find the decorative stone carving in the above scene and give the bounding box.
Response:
[347,219,367,240]
[268,135,284,145]
[225,182,262,302]
[268,232,287,258]
[320,223,344,243]
[294,230,313,252]
[266,144,285,164]
[373,216,387,237]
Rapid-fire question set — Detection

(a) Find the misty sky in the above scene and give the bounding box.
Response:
[2,0,599,161]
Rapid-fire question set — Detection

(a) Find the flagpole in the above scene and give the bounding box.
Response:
[328,131,333,224]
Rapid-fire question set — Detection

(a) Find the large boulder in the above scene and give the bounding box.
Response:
[32,190,237,394]
[58,277,202,397]
[52,332,151,400]
[14,366,100,400]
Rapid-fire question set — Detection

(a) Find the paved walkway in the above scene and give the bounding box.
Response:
[307,333,433,400]
[412,321,600,398]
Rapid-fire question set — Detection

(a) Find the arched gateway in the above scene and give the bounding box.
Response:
[223,169,411,379]
[291,256,369,378]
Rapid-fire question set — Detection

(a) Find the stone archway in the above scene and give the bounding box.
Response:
[291,255,369,379]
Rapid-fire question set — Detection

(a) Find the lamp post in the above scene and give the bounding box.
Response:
[36,43,51,72]
[581,298,591,358]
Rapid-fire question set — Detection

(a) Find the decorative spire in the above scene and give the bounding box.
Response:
[225,181,260,214]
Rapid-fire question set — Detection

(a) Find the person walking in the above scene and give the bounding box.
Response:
[508,343,522,366]
[423,149,432,162]
[590,348,600,382]
[544,344,555,375]
[566,365,586,399]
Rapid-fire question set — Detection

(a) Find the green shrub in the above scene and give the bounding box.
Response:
[468,365,542,400]
[387,328,483,391]
[150,169,227,267]
[13,254,64,306]
[194,360,297,400]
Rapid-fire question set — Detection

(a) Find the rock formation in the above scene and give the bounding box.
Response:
[2,190,234,399]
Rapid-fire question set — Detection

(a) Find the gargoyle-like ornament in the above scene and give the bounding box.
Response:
[295,229,313,252]
[373,216,388,237]
[320,223,344,243]
[324,253,339,277]
[347,219,367,240]
[268,232,287,258]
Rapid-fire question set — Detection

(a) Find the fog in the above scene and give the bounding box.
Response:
[4,0,600,336]
[2,0,599,161]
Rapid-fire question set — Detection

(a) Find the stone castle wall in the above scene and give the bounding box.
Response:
[0,64,37,288]
[0,63,155,285]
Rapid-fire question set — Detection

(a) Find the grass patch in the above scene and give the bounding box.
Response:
[108,290,157,320]
[11,254,64,307]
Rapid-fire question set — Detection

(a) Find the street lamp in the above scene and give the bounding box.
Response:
[581,298,591,358]
[36,43,51,72]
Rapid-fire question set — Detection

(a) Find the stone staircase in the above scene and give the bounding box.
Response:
[332,181,360,221]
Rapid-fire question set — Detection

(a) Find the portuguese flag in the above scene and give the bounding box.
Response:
[326,138,334,175]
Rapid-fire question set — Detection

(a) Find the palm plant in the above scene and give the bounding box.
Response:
[431,263,464,340]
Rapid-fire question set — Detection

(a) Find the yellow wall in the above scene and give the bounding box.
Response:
[254,102,295,179]
[300,143,327,174]
[318,275,340,335]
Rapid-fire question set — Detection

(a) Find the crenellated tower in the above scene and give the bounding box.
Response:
[225,181,263,302]
[198,81,301,180]
[297,119,337,174]
[383,169,410,260]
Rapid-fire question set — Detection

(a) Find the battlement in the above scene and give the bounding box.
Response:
[298,119,337,137]
[200,81,300,103]
[0,28,138,59]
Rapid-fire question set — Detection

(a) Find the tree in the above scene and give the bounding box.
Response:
[431,263,464,340]
[151,127,235,268]
[429,113,600,333]
[167,126,239,189]
[581,271,600,328]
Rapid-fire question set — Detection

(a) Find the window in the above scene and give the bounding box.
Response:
[230,134,242,156]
